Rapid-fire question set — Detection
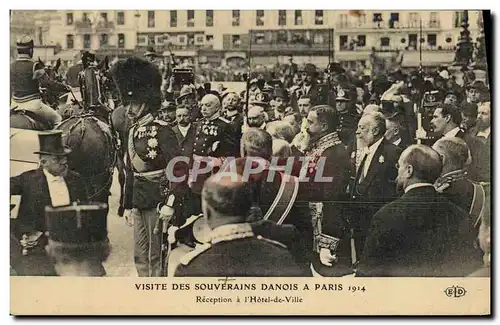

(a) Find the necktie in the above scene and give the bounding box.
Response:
[357,153,368,184]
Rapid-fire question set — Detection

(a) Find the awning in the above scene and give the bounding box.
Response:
[401,51,455,68]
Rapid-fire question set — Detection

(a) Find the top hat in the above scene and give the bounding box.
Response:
[325,62,345,75]
[272,87,289,101]
[33,131,71,156]
[144,46,161,57]
[16,35,34,50]
[45,202,108,244]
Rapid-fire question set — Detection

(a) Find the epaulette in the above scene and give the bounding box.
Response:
[180,243,212,266]
[218,116,230,124]
[434,182,451,193]
[256,235,287,249]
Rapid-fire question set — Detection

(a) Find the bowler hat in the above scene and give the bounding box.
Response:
[33,131,71,156]
[144,46,160,57]
[272,87,289,101]
[16,35,34,50]
[45,202,108,244]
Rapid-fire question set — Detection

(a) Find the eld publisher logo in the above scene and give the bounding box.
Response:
[444,286,467,298]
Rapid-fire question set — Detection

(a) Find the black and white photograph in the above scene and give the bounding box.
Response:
[8,8,492,315]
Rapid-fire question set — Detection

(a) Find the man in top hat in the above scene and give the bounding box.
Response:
[110,57,189,277]
[44,202,110,276]
[10,131,88,276]
[270,87,292,120]
[335,87,360,146]
[10,35,62,127]
[291,63,319,105]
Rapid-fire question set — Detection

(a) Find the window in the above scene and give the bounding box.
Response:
[389,12,399,28]
[339,35,348,50]
[83,34,91,49]
[118,33,125,48]
[66,34,74,48]
[408,34,418,50]
[232,10,240,26]
[358,13,367,26]
[206,10,213,27]
[100,12,108,23]
[313,33,324,44]
[232,35,241,48]
[82,12,89,23]
[427,34,437,47]
[277,30,288,44]
[206,35,214,42]
[187,10,195,27]
[117,11,125,25]
[357,35,366,47]
[187,34,195,46]
[315,10,323,25]
[66,13,73,25]
[373,12,383,26]
[256,10,264,26]
[339,14,348,28]
[380,37,390,47]
[294,10,302,25]
[255,33,265,45]
[409,12,419,27]
[148,35,155,45]
[454,11,465,28]
[429,12,439,27]
[100,34,108,46]
[170,10,177,27]
[278,10,286,26]
[148,11,155,28]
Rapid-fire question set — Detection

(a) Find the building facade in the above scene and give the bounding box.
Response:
[14,10,484,68]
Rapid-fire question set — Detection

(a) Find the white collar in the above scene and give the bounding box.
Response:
[404,183,434,193]
[43,168,64,182]
[477,127,491,138]
[444,126,461,138]
[367,137,384,155]
[178,123,191,131]
[392,138,402,146]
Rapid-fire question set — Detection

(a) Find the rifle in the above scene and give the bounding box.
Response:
[243,30,253,132]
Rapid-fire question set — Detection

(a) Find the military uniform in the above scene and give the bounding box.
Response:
[174,223,307,277]
[337,111,359,146]
[192,113,240,158]
[111,57,189,277]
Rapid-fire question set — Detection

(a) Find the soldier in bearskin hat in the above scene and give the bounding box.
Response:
[110,57,189,277]
[10,35,62,127]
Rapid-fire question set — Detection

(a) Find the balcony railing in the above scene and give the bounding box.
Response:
[95,21,115,32]
[135,44,214,53]
[336,20,442,30]
[75,20,92,32]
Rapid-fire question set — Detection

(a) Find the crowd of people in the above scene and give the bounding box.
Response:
[10,36,491,278]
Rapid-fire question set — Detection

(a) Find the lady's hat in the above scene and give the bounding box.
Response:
[16,35,34,50]
[33,131,71,156]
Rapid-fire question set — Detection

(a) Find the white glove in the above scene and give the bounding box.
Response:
[124,209,133,227]
[319,248,337,267]
[167,226,179,244]
[416,128,427,140]
[159,205,175,223]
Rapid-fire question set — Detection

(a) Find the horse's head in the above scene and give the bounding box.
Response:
[79,53,115,113]
[37,57,63,82]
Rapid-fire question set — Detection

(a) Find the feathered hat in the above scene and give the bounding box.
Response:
[110,57,162,112]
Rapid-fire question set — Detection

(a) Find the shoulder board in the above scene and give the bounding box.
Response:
[434,182,450,193]
[256,235,287,249]
[180,243,212,266]
[218,116,230,124]
[154,119,170,126]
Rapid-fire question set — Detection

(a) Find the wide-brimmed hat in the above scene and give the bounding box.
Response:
[33,131,71,156]
[16,35,34,50]
[467,80,488,93]
[176,84,197,104]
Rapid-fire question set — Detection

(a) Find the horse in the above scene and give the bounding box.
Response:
[10,108,51,131]
[55,51,117,221]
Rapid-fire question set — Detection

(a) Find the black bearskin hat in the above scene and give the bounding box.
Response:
[110,56,162,112]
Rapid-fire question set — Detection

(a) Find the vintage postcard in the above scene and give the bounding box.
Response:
[9,8,491,315]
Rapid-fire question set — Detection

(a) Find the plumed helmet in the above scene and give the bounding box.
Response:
[109,56,162,112]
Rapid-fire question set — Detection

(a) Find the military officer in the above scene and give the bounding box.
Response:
[10,35,62,127]
[174,173,307,277]
[335,88,360,146]
[110,57,189,277]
